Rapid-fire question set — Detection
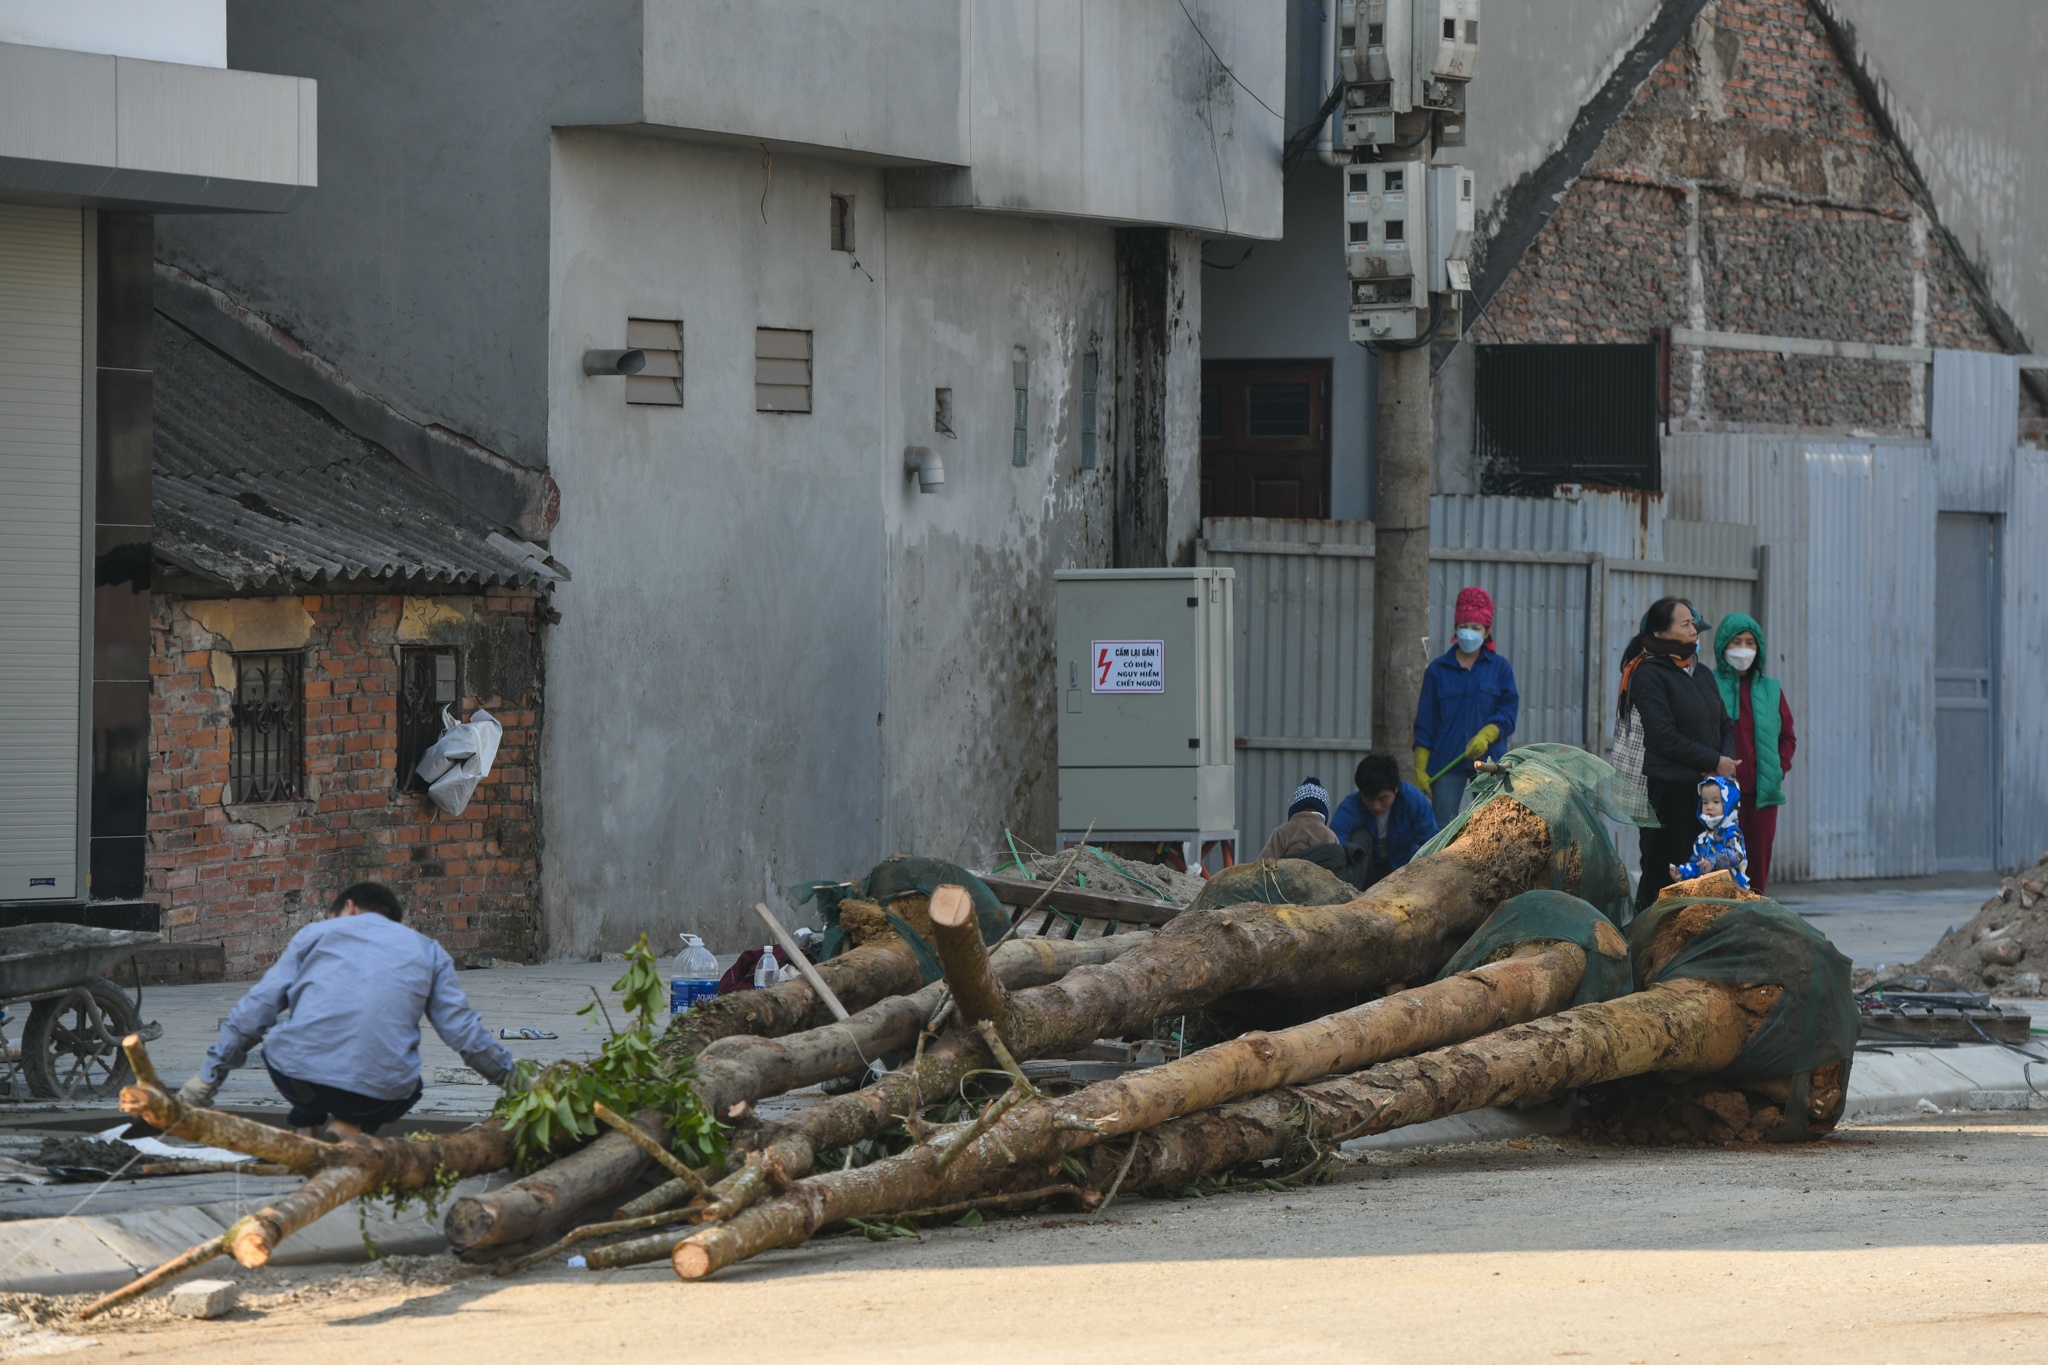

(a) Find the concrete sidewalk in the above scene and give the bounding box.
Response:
[1773,872,1998,970]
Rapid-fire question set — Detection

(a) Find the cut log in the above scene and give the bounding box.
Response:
[80,1037,534,1318]
[928,883,1016,1038]
[672,937,1589,1279]
[655,936,926,1069]
[691,795,1558,1226]
[1075,976,1778,1198]
[448,931,1151,1252]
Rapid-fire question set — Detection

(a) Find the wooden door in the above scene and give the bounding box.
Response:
[1200,360,1332,519]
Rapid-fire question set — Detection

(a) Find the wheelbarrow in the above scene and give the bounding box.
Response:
[0,925,163,1101]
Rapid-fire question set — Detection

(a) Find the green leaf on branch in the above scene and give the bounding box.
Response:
[493,934,727,1171]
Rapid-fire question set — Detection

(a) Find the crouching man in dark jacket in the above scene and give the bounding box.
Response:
[1321,753,1440,887]
[177,882,514,1137]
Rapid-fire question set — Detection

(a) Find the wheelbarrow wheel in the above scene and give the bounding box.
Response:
[23,978,142,1101]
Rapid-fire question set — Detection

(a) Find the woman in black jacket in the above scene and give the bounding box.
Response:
[1619,597,1736,908]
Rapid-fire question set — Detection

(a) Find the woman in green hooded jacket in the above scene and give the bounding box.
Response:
[1713,612,1797,891]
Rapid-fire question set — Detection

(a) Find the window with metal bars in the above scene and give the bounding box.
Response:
[397,647,461,793]
[1474,343,1662,494]
[229,652,303,803]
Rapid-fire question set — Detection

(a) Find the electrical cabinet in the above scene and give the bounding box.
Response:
[1345,158,1427,341]
[1427,164,1475,293]
[1054,568,1236,837]
[1338,0,1480,146]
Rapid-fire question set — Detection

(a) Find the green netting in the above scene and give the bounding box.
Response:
[1434,890,1635,1007]
[1185,859,1360,913]
[812,856,1008,972]
[1406,743,1634,925]
[1626,895,1859,1085]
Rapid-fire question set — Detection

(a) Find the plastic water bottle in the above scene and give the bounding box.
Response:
[671,933,720,1014]
[752,944,780,990]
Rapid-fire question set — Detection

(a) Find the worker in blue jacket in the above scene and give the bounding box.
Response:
[1329,752,1439,880]
[1413,586,1520,826]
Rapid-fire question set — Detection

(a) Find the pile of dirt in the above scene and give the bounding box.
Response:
[1884,851,2048,995]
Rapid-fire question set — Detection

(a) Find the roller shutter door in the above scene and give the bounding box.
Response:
[0,204,83,901]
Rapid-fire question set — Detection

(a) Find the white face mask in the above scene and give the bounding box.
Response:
[1455,627,1486,654]
[1723,646,1758,672]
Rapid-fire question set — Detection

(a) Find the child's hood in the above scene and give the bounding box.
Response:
[1698,775,1742,830]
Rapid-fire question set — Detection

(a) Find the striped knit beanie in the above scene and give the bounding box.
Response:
[1287,777,1332,821]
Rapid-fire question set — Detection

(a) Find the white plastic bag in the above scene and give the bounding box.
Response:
[413,706,503,816]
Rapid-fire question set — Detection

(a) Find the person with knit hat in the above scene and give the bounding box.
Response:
[1259,776,1341,861]
[1712,611,1796,892]
[1412,585,1520,826]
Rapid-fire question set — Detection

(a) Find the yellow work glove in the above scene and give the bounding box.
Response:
[1413,747,1433,795]
[1462,724,1501,761]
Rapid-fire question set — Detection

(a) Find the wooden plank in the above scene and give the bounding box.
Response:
[976,872,1181,927]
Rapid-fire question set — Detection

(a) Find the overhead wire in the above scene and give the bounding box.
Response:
[1176,0,1286,124]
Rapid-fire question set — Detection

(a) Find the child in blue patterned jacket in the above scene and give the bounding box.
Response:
[1669,774,1751,889]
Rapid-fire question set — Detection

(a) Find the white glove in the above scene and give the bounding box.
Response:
[176,1076,219,1110]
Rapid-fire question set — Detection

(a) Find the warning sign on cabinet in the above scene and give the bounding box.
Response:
[1090,640,1164,693]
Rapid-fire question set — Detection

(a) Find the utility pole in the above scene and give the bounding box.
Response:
[1336,0,1477,746]
[1372,345,1433,750]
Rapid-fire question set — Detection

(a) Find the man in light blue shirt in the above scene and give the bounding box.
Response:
[177,882,513,1137]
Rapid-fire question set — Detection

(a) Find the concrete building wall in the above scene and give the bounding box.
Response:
[161,1,1281,483]
[541,131,1122,955]
[1823,0,2048,354]
[157,0,641,472]
[0,0,226,68]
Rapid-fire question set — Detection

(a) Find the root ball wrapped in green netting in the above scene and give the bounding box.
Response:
[1437,889,1635,1007]
[1184,859,1359,913]
[1409,743,1637,924]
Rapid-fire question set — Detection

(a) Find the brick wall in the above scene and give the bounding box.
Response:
[1483,0,2022,435]
[146,590,545,977]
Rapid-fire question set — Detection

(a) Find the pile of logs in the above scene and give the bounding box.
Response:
[79,757,1853,1314]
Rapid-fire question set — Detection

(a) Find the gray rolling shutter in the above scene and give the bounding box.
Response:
[0,204,84,900]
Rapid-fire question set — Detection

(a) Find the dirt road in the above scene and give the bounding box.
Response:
[49,1110,2048,1363]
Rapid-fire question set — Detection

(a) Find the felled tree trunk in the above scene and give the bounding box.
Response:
[604,932,1152,1225]
[443,932,1150,1252]
[688,797,1557,1225]
[79,1038,533,1318]
[655,936,927,1070]
[1071,976,1781,1198]
[672,937,1589,1279]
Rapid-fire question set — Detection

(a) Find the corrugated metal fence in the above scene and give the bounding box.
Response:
[1197,518,1375,839]
[1201,492,1759,845]
[1207,375,2047,881]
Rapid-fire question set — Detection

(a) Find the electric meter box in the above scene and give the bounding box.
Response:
[1427,164,1475,293]
[1344,159,1424,286]
[1055,568,1236,837]
[1339,0,1479,144]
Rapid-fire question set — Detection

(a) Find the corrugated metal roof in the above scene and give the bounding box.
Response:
[152,315,557,592]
